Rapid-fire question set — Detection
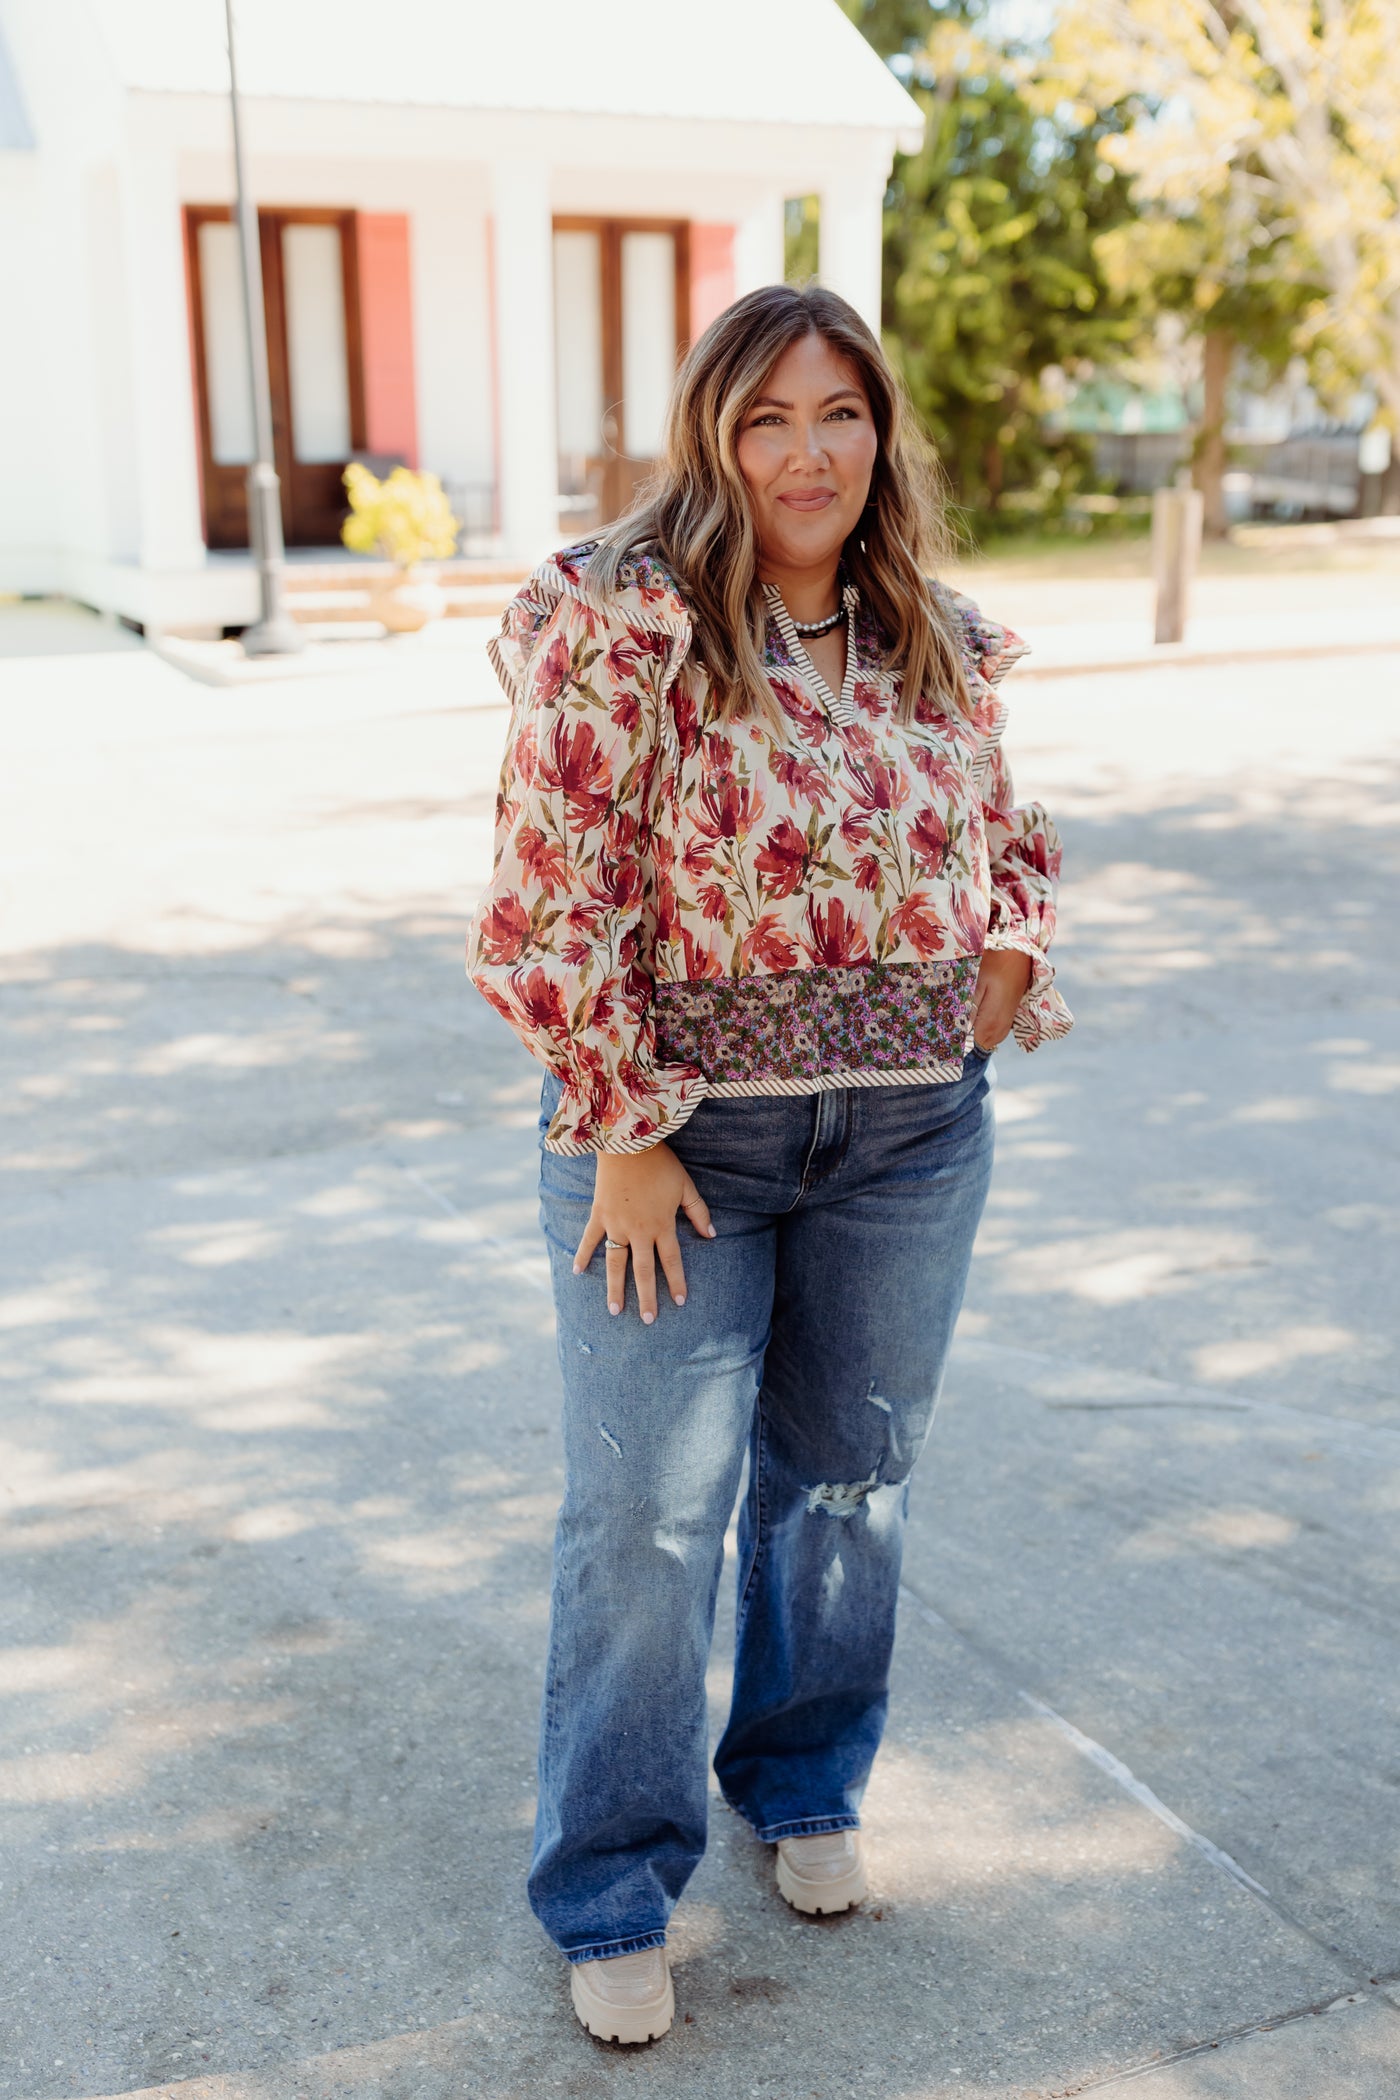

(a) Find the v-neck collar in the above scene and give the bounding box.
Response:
[762,581,861,727]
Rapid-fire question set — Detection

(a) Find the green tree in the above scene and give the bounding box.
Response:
[784,195,820,284]
[839,0,942,53]
[860,9,1141,530]
[1088,204,1314,535]
[1054,0,1400,510]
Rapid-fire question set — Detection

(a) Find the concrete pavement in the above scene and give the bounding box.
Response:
[2,599,1399,2098]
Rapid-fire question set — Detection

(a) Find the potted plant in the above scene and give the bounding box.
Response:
[341,463,461,634]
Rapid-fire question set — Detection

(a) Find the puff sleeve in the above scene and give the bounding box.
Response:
[963,602,1074,1051]
[466,590,706,1153]
[980,737,1074,1049]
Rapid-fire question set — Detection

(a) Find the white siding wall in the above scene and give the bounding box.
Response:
[0,0,128,589]
[0,153,67,585]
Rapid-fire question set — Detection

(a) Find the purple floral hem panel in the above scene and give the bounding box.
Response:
[651,958,979,1088]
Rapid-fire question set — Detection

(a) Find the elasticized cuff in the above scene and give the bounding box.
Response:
[542,1063,709,1156]
[983,928,1074,1051]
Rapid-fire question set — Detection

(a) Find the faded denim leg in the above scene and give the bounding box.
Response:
[528,1079,788,1964]
[713,1060,996,1841]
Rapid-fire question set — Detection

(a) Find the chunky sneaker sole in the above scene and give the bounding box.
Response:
[775,1829,867,1916]
[569,1948,674,2044]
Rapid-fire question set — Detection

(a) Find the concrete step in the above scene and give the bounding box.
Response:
[278,562,528,626]
[279,560,529,592]
[283,587,517,624]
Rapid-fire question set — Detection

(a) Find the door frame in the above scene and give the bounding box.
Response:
[552,215,690,524]
[183,203,368,549]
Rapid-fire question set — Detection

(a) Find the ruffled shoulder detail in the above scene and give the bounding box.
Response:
[926,581,1030,782]
[488,538,692,706]
[553,538,690,621]
[931,582,1030,692]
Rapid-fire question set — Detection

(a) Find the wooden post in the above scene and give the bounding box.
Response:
[1358,424,1392,519]
[1152,481,1204,645]
[1194,328,1233,540]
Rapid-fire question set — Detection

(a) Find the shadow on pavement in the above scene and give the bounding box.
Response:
[2,711,1399,2097]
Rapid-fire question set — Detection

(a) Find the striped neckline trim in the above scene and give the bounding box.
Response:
[763,581,860,726]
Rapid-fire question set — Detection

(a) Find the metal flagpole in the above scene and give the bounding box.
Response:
[224,0,303,655]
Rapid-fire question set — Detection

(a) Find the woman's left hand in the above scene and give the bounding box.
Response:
[971,948,1034,1053]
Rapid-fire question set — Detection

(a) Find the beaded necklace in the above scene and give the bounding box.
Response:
[787,606,843,637]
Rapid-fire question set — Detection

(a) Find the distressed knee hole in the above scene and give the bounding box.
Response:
[597,1423,622,1457]
[805,1469,879,1517]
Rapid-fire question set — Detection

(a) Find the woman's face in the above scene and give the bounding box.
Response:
[735,332,879,576]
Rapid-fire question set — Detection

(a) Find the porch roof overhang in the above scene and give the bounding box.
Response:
[92,0,926,154]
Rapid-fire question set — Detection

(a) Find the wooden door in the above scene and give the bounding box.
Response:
[185,205,367,548]
[552,218,690,533]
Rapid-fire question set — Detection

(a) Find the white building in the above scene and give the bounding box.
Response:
[0,0,921,636]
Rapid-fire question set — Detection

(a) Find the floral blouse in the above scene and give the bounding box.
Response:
[468,541,1071,1155]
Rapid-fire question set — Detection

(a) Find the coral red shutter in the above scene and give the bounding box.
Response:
[356,213,419,467]
[689,224,736,340]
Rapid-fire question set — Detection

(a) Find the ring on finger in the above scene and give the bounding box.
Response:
[603,1237,626,1252]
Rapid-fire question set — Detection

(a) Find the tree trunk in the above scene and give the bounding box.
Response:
[1360,367,1399,513]
[1193,329,1233,539]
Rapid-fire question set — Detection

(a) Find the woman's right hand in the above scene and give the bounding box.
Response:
[573,1142,716,1323]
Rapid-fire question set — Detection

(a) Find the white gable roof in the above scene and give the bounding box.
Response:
[88,0,923,146]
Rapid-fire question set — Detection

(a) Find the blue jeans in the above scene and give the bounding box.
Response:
[529,1055,996,1963]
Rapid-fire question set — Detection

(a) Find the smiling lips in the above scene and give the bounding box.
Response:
[777,488,837,511]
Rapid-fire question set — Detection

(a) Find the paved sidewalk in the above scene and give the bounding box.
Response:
[952,551,1400,676]
[1009,603,1400,677]
[2,608,1399,2098]
[148,598,1400,696]
[53,535,1393,694]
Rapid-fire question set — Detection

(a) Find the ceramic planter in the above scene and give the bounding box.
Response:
[368,570,446,635]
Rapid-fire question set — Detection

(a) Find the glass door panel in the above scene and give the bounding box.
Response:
[553,218,688,530]
[282,222,353,463]
[197,220,254,466]
[620,231,676,462]
[553,228,606,535]
[265,212,363,544]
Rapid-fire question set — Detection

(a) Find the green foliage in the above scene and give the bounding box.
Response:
[784,195,820,285]
[1092,214,1312,374]
[838,0,946,57]
[875,16,1142,531]
[1053,0,1400,425]
[847,0,1399,528]
[341,463,460,569]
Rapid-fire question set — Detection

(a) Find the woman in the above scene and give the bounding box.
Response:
[468,284,1070,2044]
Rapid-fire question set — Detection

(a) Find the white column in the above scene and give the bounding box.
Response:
[119,135,207,576]
[490,158,559,563]
[819,169,889,335]
[733,192,785,298]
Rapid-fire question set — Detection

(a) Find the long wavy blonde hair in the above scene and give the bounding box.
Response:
[583,283,970,722]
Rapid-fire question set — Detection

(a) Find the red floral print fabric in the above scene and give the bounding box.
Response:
[469,543,1071,1154]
